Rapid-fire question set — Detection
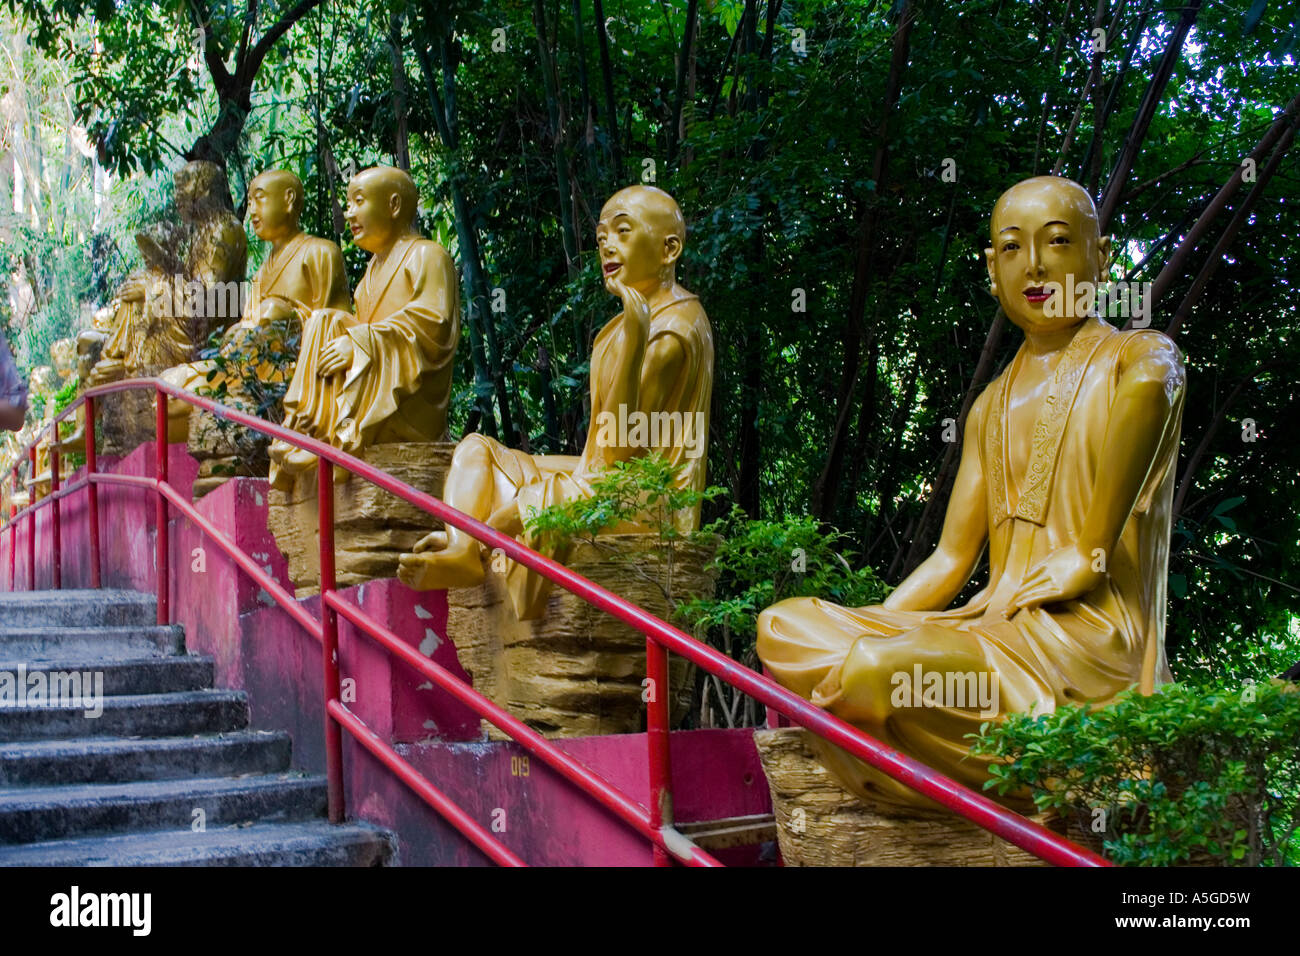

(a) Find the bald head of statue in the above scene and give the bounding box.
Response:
[344,165,422,255]
[248,169,305,241]
[597,185,687,293]
[984,175,1112,334]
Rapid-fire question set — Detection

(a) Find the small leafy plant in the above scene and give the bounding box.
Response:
[970,679,1300,866]
[192,318,301,469]
[520,452,724,611]
[674,507,889,727]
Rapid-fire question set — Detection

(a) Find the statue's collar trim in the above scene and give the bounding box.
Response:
[990,317,1112,527]
[258,232,309,289]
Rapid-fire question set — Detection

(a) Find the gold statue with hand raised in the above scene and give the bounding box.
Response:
[268,165,459,487]
[397,185,714,620]
[757,176,1185,806]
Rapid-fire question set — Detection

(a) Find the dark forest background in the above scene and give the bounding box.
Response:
[3,0,1298,681]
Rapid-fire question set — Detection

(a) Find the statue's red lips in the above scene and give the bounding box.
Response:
[1023,286,1052,303]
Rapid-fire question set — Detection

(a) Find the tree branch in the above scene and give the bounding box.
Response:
[1097,0,1203,231]
[247,0,327,74]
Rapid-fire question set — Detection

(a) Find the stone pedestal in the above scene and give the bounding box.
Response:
[753,727,1101,866]
[447,534,714,738]
[266,442,455,596]
[186,402,271,501]
[98,389,159,458]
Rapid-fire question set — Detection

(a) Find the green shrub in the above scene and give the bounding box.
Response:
[970,679,1300,866]
[675,506,889,666]
[522,459,891,728]
[520,453,724,611]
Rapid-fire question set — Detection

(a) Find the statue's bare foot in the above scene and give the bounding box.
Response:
[412,531,448,553]
[277,447,318,474]
[397,542,485,591]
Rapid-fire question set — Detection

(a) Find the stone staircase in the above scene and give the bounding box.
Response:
[0,589,395,866]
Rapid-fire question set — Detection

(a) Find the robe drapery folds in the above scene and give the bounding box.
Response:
[757,317,1185,807]
[168,233,351,397]
[275,236,459,465]
[478,294,714,619]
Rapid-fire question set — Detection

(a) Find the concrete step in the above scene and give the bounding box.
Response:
[0,731,291,786]
[0,625,185,661]
[0,590,156,629]
[0,689,248,742]
[0,656,212,695]
[0,820,396,866]
[0,773,328,844]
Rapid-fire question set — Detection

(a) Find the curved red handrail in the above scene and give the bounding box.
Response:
[0,378,1108,867]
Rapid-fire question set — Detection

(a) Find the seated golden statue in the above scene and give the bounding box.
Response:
[268,165,459,488]
[160,169,350,441]
[757,176,1186,807]
[397,185,714,620]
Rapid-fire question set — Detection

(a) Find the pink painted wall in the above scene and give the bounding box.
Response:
[1,440,775,866]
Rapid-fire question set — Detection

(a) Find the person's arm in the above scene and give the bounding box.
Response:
[0,400,25,432]
[0,331,27,432]
[883,390,990,612]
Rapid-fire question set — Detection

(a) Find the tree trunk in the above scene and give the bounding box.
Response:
[811,0,916,522]
[591,0,622,182]
[388,9,411,170]
[534,0,580,277]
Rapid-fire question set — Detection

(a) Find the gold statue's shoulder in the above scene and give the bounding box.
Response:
[1114,326,1185,370]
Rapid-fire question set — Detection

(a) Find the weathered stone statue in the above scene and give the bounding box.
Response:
[56,307,119,455]
[160,170,350,495]
[397,185,714,621]
[267,165,459,488]
[756,176,1186,808]
[85,160,248,453]
[84,221,189,389]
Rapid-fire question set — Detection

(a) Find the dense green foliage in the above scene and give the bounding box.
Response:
[972,680,1300,866]
[675,507,889,665]
[3,0,1298,686]
[521,453,722,562]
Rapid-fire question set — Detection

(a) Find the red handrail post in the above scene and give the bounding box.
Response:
[26,446,35,591]
[646,637,674,866]
[318,457,346,823]
[155,386,169,625]
[50,435,60,591]
[85,395,101,589]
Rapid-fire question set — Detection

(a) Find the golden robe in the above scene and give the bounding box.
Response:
[479,293,714,619]
[272,236,458,480]
[165,232,351,399]
[757,317,1185,807]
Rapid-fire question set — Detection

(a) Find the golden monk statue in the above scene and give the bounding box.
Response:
[87,161,247,389]
[397,185,714,620]
[159,169,350,442]
[268,165,459,488]
[757,176,1186,807]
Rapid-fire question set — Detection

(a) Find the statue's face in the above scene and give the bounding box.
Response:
[344,171,401,253]
[596,193,682,295]
[985,179,1111,335]
[248,173,298,241]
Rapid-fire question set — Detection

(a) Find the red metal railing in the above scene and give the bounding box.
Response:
[0,379,1108,867]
